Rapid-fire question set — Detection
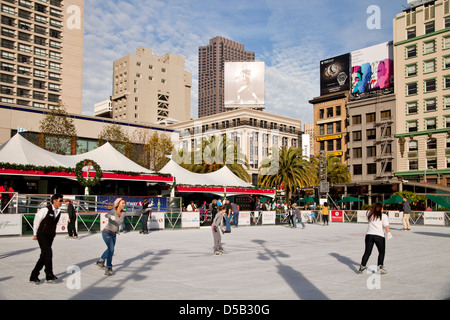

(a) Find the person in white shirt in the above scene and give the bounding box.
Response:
[29,194,64,284]
[359,203,393,275]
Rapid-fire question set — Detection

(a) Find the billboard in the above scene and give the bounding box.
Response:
[351,41,394,94]
[224,62,265,107]
[320,53,351,96]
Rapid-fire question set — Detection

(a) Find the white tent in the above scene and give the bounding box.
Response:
[0,133,153,174]
[159,160,252,187]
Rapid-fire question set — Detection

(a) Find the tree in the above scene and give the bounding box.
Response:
[147,131,173,171]
[173,135,250,183]
[39,102,77,155]
[258,146,317,201]
[98,123,132,156]
[311,153,351,184]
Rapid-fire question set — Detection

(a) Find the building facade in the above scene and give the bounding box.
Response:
[168,109,301,185]
[0,0,84,114]
[198,36,255,118]
[394,0,450,187]
[111,47,192,125]
[347,92,396,182]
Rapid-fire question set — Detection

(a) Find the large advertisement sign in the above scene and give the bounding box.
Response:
[351,41,394,94]
[97,196,167,213]
[224,62,265,107]
[320,53,351,95]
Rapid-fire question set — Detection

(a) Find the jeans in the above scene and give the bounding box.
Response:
[232,212,239,226]
[361,234,386,267]
[225,214,231,231]
[101,230,117,268]
[141,213,149,232]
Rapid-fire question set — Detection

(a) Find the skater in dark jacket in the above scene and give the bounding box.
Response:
[29,194,64,284]
[211,206,226,255]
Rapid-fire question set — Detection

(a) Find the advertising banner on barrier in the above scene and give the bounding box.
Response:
[56,213,70,234]
[239,211,251,226]
[0,214,22,236]
[262,211,276,225]
[97,196,167,213]
[182,212,200,228]
[388,211,402,224]
[357,211,368,223]
[150,212,165,230]
[331,210,343,222]
[424,212,446,226]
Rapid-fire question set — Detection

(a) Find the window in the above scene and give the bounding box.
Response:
[425,79,436,92]
[327,140,333,151]
[366,113,376,123]
[407,45,417,58]
[319,109,324,119]
[444,56,450,69]
[353,148,362,158]
[446,117,450,128]
[444,36,450,50]
[425,21,435,34]
[327,107,333,118]
[319,124,324,135]
[407,28,416,39]
[353,165,362,175]
[367,146,376,157]
[424,40,436,54]
[425,99,437,111]
[407,64,417,77]
[353,131,362,141]
[367,163,377,175]
[409,140,418,151]
[409,159,418,170]
[407,121,418,132]
[445,76,450,89]
[426,118,436,130]
[352,115,361,125]
[327,123,333,134]
[424,60,436,73]
[427,138,437,149]
[380,110,391,119]
[367,129,376,140]
[427,158,437,169]
[407,83,417,95]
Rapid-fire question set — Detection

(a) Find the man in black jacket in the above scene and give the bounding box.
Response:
[65,198,78,239]
[29,194,64,284]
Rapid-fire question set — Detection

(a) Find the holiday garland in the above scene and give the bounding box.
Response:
[75,159,102,188]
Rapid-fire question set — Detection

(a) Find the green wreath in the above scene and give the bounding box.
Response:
[75,159,102,188]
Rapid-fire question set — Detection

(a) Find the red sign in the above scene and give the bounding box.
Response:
[331,210,343,222]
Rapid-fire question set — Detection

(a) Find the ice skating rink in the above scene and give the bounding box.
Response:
[0,223,449,300]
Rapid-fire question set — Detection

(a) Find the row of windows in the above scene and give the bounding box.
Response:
[406,116,450,132]
[352,162,392,175]
[409,158,450,170]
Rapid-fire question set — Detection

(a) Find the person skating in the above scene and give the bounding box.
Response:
[211,206,226,255]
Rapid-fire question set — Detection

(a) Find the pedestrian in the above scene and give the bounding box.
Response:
[65,199,78,239]
[310,210,316,224]
[287,204,294,227]
[321,202,330,226]
[211,205,226,255]
[210,199,218,221]
[359,203,393,275]
[140,198,151,234]
[293,204,306,229]
[0,181,14,213]
[29,194,64,284]
[231,201,239,228]
[402,196,411,231]
[224,198,232,233]
[96,198,126,276]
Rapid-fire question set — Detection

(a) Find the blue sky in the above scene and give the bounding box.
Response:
[82,0,404,124]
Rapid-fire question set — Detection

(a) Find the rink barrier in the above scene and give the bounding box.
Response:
[0,210,449,237]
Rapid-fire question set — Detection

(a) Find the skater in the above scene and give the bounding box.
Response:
[231,201,239,228]
[402,196,411,231]
[224,198,232,233]
[321,202,329,225]
[287,204,294,227]
[96,198,126,276]
[211,206,226,255]
[140,198,151,234]
[359,203,393,275]
[65,199,78,239]
[292,204,305,228]
[29,194,64,284]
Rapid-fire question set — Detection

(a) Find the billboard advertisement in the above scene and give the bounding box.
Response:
[320,53,351,96]
[351,41,394,94]
[224,62,265,107]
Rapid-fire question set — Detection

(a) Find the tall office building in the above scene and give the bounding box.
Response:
[0,0,84,114]
[111,47,192,124]
[393,0,450,186]
[198,36,255,118]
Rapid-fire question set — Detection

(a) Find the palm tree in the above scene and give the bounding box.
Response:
[173,135,251,183]
[258,146,317,201]
[311,153,351,184]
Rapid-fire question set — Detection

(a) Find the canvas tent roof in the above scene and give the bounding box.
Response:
[159,160,252,188]
[0,134,153,174]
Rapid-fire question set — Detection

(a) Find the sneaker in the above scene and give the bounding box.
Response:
[219,249,227,254]
[358,265,366,274]
[96,260,105,269]
[378,265,387,275]
[46,275,58,283]
[29,276,41,285]
[213,251,222,256]
[104,267,113,276]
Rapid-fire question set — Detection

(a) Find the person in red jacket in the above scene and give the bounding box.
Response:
[0,181,14,212]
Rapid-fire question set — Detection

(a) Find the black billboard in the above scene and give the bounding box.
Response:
[320,53,351,96]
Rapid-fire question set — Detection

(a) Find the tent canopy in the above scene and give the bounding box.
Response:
[159,160,252,188]
[337,196,362,203]
[425,195,450,209]
[382,195,412,204]
[0,134,153,174]
[297,196,318,203]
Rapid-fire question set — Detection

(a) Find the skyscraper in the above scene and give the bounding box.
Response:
[0,0,84,114]
[198,36,255,118]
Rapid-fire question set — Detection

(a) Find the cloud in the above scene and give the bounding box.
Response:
[82,0,400,127]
